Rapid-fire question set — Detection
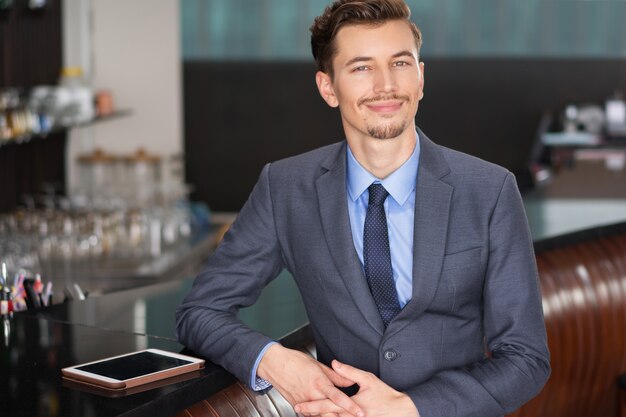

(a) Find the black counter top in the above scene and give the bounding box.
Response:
[0,314,237,417]
[2,270,308,417]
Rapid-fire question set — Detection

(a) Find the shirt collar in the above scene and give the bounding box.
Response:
[346,132,420,206]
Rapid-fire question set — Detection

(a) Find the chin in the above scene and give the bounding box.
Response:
[367,122,407,140]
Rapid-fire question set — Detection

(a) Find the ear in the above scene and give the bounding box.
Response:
[315,71,339,108]
[418,61,425,101]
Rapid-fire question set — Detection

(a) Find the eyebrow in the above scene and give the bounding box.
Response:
[344,50,416,67]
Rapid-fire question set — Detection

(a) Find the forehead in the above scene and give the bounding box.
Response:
[333,20,417,62]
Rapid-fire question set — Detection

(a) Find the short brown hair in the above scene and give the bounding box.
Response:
[310,0,423,76]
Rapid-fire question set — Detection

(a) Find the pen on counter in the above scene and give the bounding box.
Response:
[34,274,43,293]
[0,280,12,317]
[73,283,86,301]
[0,263,10,316]
[43,282,53,306]
[23,278,41,310]
[34,274,44,306]
[13,274,25,301]
[0,262,6,288]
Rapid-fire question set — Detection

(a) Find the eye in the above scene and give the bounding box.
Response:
[352,65,371,72]
[393,61,410,67]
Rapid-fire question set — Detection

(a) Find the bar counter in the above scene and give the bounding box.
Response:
[5,222,626,417]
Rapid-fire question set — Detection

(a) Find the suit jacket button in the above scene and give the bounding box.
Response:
[383,350,397,361]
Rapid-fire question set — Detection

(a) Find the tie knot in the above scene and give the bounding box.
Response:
[368,183,389,206]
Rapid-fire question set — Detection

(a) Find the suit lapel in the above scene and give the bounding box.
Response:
[316,142,385,335]
[389,131,453,335]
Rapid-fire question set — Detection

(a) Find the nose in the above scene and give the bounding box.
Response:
[373,67,398,94]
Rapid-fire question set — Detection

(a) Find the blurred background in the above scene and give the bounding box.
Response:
[2,0,626,301]
[180,0,626,211]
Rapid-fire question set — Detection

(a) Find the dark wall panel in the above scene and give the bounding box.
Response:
[184,61,344,212]
[0,0,62,87]
[0,134,66,212]
[0,0,65,212]
[184,59,626,212]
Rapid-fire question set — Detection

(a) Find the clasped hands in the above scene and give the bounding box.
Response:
[257,344,419,417]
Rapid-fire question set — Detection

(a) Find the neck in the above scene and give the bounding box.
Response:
[347,131,417,179]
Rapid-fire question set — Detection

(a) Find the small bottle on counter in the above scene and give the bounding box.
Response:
[0,263,13,317]
[0,289,13,316]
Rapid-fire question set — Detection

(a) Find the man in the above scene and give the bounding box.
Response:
[176,1,550,416]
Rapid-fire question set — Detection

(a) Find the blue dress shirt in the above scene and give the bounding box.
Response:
[346,137,420,308]
[250,134,420,390]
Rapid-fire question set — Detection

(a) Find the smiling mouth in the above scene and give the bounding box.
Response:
[364,101,403,113]
[359,94,409,114]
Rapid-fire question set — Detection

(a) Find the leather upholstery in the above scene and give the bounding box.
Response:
[510,232,626,417]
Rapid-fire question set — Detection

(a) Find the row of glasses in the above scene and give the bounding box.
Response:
[0,188,195,295]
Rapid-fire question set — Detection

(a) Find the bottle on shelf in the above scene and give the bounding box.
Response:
[0,88,45,145]
[56,67,95,126]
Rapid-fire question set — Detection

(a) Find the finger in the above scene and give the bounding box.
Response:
[318,385,364,417]
[320,364,356,387]
[295,399,344,416]
[332,360,372,387]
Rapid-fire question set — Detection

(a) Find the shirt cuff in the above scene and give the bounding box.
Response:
[250,341,278,391]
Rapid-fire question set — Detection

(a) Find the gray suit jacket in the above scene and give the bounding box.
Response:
[176,130,550,417]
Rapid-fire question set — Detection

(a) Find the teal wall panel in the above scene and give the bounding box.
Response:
[181,0,626,60]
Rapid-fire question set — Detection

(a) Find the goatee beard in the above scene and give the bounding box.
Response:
[367,121,406,140]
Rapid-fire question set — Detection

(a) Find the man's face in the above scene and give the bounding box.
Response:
[316,20,425,142]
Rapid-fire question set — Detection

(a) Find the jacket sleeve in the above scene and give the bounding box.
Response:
[406,173,551,417]
[175,163,285,385]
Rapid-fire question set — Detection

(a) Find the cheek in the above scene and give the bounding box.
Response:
[335,80,371,104]
[411,85,424,104]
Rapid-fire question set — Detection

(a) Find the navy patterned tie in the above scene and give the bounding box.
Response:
[363,183,401,327]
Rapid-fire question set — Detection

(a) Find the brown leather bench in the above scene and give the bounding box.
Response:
[176,224,626,417]
[510,226,626,417]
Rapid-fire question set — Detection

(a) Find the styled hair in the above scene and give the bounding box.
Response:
[310,0,423,75]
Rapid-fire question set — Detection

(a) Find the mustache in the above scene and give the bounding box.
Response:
[358,94,410,106]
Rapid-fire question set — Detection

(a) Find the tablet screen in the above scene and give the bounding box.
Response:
[75,351,193,381]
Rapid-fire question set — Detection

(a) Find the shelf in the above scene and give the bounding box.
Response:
[0,110,132,148]
[62,109,132,130]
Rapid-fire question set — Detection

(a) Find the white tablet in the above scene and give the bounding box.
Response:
[61,348,205,390]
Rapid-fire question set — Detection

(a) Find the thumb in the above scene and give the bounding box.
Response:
[332,360,371,386]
